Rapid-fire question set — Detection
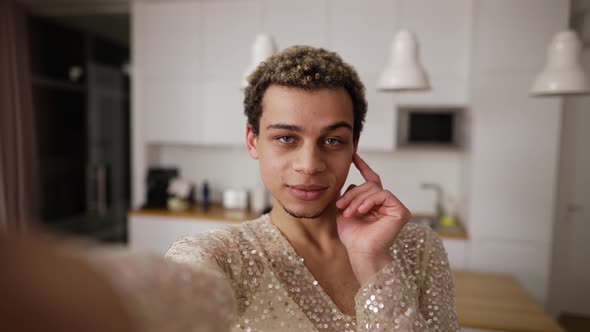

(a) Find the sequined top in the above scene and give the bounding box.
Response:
[96,214,459,331]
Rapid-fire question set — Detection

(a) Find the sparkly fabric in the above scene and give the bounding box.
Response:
[90,213,458,331]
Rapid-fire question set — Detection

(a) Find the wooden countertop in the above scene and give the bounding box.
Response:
[454,271,564,332]
[129,203,468,239]
[129,203,257,222]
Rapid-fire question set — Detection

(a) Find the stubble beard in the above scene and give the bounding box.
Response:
[282,205,330,219]
[276,198,335,219]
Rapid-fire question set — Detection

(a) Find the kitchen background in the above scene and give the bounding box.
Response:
[132,0,565,307]
[4,0,589,330]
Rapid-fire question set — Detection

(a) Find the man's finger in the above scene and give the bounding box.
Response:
[353,153,382,186]
[339,183,381,215]
[357,190,411,222]
[343,184,356,194]
[337,183,364,209]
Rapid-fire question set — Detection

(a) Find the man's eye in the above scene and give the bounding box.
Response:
[277,136,294,144]
[324,138,342,145]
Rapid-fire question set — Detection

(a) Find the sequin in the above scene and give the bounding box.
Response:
[92,214,460,331]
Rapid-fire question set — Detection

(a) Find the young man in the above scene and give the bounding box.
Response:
[162,46,460,331]
[0,46,459,332]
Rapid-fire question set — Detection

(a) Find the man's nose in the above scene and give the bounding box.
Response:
[293,144,326,175]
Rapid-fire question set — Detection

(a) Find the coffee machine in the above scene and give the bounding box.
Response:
[143,167,179,208]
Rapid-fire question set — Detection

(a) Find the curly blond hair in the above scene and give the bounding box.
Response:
[243,45,367,141]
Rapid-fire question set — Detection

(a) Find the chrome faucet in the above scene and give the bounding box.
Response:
[421,183,444,226]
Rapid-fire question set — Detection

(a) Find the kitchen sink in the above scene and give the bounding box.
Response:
[409,214,438,229]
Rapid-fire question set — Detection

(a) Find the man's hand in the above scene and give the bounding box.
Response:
[335,153,411,285]
[0,233,136,332]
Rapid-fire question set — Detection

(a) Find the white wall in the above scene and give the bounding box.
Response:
[547,1,590,316]
[466,0,568,304]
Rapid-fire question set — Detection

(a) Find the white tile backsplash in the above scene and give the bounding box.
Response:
[152,144,261,203]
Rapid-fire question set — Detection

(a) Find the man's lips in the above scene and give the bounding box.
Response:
[287,184,328,201]
[288,184,328,191]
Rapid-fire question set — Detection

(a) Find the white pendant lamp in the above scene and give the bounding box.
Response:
[378,29,430,91]
[242,34,278,88]
[531,30,590,96]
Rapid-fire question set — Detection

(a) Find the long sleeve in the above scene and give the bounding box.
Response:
[353,227,460,331]
[3,217,460,331]
[87,232,238,332]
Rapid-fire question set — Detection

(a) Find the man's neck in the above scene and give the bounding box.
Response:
[269,201,345,258]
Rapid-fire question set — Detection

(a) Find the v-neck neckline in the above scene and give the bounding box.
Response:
[260,215,356,322]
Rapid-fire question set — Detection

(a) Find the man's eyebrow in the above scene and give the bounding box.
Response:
[321,121,353,133]
[266,121,353,133]
[266,123,303,132]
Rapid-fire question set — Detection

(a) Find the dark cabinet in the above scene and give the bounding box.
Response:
[28,15,130,239]
[28,17,86,85]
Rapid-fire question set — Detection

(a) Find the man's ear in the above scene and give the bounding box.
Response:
[246,124,259,160]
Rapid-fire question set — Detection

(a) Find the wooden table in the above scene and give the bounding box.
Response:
[454,271,564,332]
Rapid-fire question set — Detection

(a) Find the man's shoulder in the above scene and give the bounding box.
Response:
[164,216,266,262]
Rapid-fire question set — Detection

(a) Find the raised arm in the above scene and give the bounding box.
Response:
[91,239,238,332]
[353,228,460,331]
[0,231,238,332]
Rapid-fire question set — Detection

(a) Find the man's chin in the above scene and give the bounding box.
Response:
[283,208,324,219]
[272,192,340,219]
[280,203,334,219]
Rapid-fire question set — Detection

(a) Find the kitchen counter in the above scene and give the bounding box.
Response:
[129,203,468,240]
[130,203,256,222]
[454,271,564,332]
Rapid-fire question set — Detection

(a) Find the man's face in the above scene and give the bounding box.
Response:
[246,85,356,219]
